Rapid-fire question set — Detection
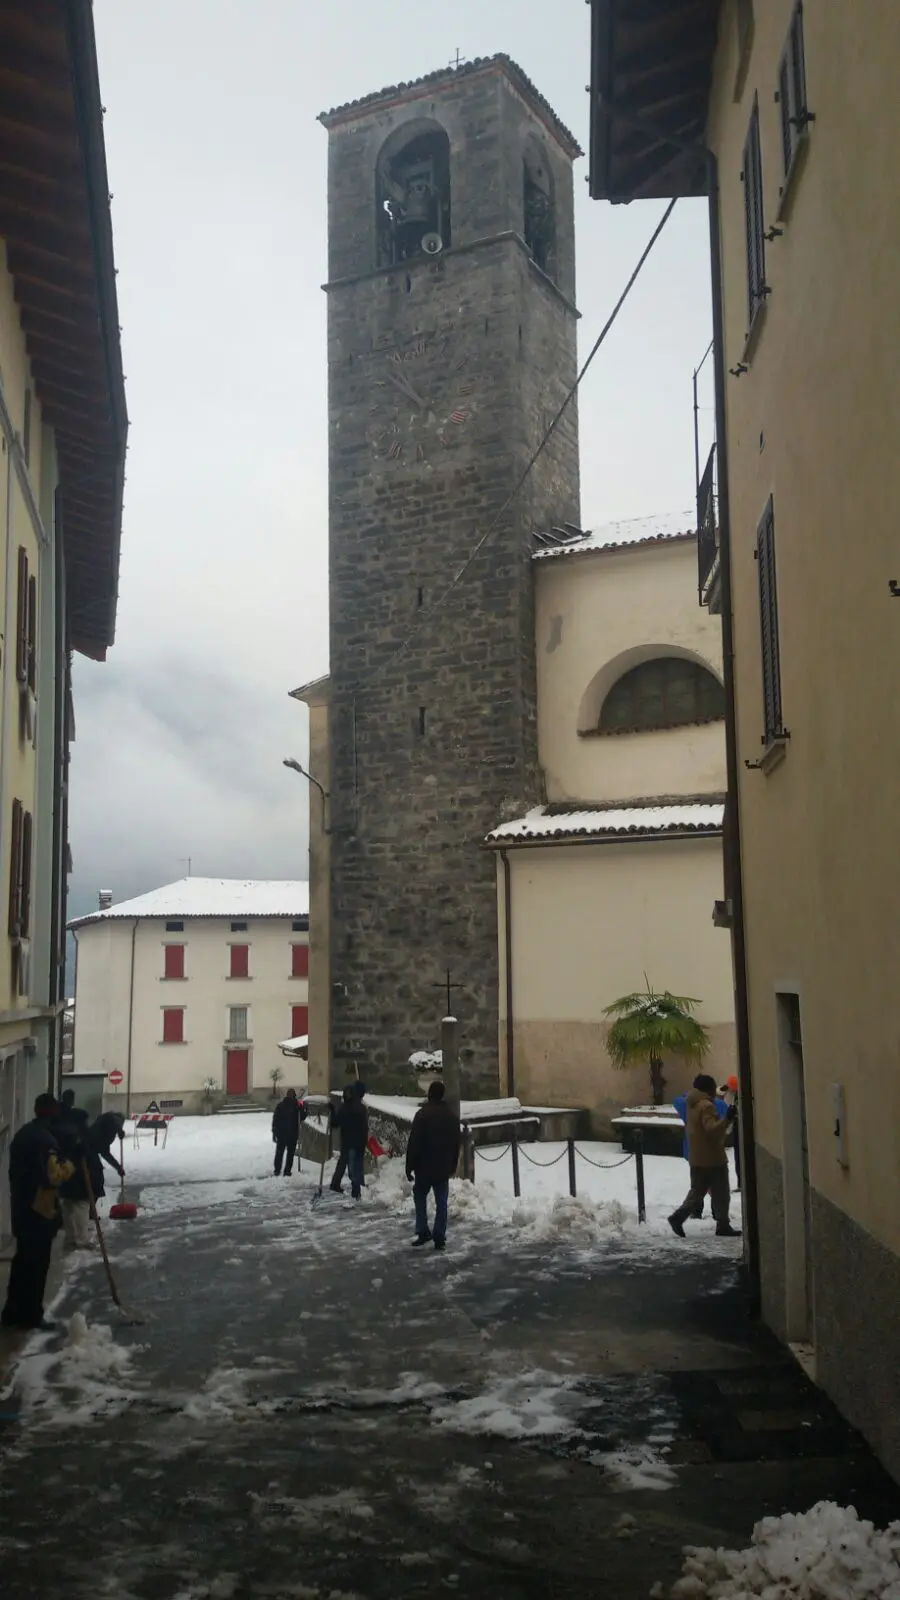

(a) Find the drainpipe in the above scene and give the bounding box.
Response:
[47,493,67,1095]
[707,155,760,1307]
[500,849,515,1098]
[125,919,138,1118]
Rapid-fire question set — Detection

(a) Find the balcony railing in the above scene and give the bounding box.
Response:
[697,441,721,612]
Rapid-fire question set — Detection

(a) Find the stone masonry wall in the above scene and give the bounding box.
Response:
[325,65,580,1094]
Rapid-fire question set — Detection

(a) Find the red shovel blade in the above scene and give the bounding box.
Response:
[109,1202,138,1220]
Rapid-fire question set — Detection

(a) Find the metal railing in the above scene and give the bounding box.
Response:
[697,441,720,608]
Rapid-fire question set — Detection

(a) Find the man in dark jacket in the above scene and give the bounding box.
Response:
[1,1095,75,1331]
[329,1083,368,1200]
[54,1097,104,1250]
[272,1088,306,1176]
[91,1112,126,1179]
[406,1081,461,1251]
[668,1075,741,1239]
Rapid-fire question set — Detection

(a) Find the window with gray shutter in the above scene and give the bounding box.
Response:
[778,1,812,180]
[756,498,784,745]
[742,100,767,334]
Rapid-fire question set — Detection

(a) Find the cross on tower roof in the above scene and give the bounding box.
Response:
[450,48,466,70]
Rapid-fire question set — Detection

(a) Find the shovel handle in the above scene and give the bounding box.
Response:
[81,1159,124,1312]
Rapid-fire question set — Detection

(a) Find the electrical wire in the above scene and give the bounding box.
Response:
[347,196,679,698]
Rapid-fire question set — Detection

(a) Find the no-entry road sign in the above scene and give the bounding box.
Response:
[107,1069,124,1087]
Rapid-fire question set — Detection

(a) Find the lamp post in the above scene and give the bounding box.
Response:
[283,757,331,836]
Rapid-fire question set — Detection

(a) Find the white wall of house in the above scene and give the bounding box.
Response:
[498,837,735,1120]
[73,916,310,1112]
[535,537,727,802]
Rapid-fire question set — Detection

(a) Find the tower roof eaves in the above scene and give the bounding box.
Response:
[318,55,583,159]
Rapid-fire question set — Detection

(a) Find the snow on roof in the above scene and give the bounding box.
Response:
[533,512,696,562]
[278,1035,309,1055]
[485,802,725,845]
[69,878,310,929]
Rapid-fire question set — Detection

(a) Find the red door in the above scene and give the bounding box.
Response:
[225,1049,249,1096]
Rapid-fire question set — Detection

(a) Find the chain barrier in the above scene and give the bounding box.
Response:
[518,1145,569,1168]
[473,1143,512,1163]
[573,1146,635,1171]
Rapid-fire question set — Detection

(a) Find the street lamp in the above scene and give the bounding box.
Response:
[283,757,331,835]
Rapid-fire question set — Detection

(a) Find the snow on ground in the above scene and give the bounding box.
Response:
[658,1501,900,1599]
[119,1111,741,1249]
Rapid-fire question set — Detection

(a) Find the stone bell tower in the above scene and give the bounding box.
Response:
[319,56,581,1093]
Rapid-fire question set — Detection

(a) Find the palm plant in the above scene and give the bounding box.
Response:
[603,982,710,1105]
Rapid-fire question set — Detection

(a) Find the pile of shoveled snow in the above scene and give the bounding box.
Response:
[657,1502,900,1599]
[372,1156,628,1244]
[64,1312,136,1382]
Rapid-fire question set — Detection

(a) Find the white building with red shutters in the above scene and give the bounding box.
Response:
[68,880,309,1114]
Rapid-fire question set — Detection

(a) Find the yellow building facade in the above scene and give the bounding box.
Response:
[0,4,127,1243]
[590,0,900,1476]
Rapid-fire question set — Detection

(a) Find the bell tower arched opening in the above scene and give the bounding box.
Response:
[523,135,556,278]
[376,121,451,268]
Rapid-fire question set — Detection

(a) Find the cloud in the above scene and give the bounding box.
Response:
[67,0,712,929]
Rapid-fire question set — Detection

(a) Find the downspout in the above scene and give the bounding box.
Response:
[125,918,137,1117]
[500,849,515,1099]
[707,154,760,1307]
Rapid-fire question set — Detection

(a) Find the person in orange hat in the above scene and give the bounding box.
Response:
[718,1075,741,1191]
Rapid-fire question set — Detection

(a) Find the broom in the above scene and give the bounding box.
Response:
[109,1137,137,1222]
[80,1160,144,1325]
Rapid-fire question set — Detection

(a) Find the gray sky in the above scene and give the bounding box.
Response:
[67,0,712,923]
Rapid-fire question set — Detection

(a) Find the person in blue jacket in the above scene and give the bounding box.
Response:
[673,1087,728,1218]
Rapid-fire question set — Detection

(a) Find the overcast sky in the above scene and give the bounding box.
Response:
[67,0,712,923]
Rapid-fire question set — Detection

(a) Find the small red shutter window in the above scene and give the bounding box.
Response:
[230,944,249,979]
[162,1008,184,1043]
[291,943,309,978]
[291,1005,309,1038]
[164,944,185,980]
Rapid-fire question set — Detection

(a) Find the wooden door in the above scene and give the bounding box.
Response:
[225,1049,249,1096]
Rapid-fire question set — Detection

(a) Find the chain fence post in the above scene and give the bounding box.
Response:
[567,1138,577,1197]
[635,1128,646,1223]
[461,1124,473,1184]
[510,1127,521,1198]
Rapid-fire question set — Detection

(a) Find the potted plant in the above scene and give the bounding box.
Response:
[201,1076,218,1115]
[603,982,710,1105]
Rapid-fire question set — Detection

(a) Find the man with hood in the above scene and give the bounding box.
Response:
[668,1074,741,1239]
[673,1084,728,1219]
[1,1095,75,1331]
[271,1087,306,1177]
[91,1111,126,1180]
[329,1082,368,1201]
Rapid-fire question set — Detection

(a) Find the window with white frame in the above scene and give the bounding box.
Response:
[228,1006,249,1042]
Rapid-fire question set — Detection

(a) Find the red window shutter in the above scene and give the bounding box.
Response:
[15,548,28,684]
[291,1005,309,1038]
[164,944,185,980]
[291,943,309,979]
[230,944,249,979]
[162,1008,184,1043]
[26,575,37,693]
[7,799,23,936]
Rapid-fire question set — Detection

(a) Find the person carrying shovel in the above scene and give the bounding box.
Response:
[91,1112,126,1180]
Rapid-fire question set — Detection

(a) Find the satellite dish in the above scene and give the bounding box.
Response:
[421,232,444,256]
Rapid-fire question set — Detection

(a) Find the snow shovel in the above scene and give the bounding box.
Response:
[109,1138,138,1222]
[80,1160,144,1326]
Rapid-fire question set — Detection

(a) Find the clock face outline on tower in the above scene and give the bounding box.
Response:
[365,328,480,466]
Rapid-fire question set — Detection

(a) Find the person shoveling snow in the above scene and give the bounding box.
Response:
[656,1500,900,1599]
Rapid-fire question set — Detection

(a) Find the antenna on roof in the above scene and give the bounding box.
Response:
[178,857,192,877]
